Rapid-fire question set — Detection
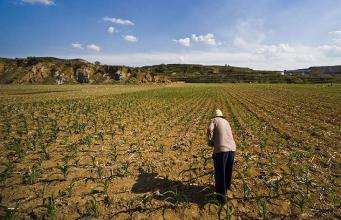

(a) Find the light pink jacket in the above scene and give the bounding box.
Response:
[207,117,236,153]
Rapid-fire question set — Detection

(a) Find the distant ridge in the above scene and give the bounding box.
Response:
[285,65,341,75]
[0,57,339,84]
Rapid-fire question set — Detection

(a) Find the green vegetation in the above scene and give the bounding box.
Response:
[0,84,340,219]
[1,57,340,84]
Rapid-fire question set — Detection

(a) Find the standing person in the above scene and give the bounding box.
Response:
[207,109,236,204]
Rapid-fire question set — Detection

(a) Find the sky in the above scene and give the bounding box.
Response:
[0,0,341,70]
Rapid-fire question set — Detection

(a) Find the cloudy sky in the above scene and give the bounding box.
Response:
[0,0,341,70]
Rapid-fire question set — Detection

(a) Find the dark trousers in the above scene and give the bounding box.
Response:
[213,151,235,203]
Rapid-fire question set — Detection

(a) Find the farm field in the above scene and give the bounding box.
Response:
[0,83,340,219]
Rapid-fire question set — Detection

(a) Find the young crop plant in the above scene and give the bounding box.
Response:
[58,161,69,179]
[265,175,282,195]
[40,143,50,160]
[242,152,253,163]
[67,143,78,158]
[28,133,38,151]
[85,196,100,217]
[43,196,57,219]
[32,184,46,199]
[48,119,59,143]
[293,192,308,212]
[144,162,157,173]
[162,189,189,209]
[256,198,268,219]
[0,159,14,183]
[70,121,86,134]
[102,177,111,198]
[242,177,252,199]
[109,144,118,161]
[91,118,98,132]
[7,138,25,159]
[199,151,211,167]
[22,166,39,184]
[116,162,129,177]
[3,203,19,220]
[58,181,75,198]
[91,155,96,167]
[268,153,276,174]
[222,204,234,220]
[80,135,92,147]
[96,164,104,179]
[96,131,104,142]
[259,137,267,151]
[157,144,165,154]
[36,121,44,139]
[61,136,69,146]
[17,114,28,135]
[2,120,11,134]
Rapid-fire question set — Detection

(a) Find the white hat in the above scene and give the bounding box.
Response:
[215,109,223,117]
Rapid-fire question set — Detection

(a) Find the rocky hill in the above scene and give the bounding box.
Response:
[285,65,341,75]
[0,57,340,84]
[0,57,169,84]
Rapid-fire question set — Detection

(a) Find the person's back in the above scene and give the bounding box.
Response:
[208,117,236,153]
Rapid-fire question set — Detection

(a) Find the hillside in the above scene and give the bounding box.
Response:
[139,64,282,83]
[0,57,339,84]
[0,57,169,84]
[285,65,341,75]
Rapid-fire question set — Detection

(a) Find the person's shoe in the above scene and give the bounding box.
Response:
[216,195,226,205]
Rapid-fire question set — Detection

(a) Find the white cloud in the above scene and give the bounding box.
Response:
[256,43,295,57]
[229,20,341,66]
[173,38,191,47]
[86,44,101,52]
[71,43,83,49]
[233,19,267,48]
[103,17,134,26]
[233,37,249,49]
[173,33,216,47]
[318,44,341,57]
[22,0,55,5]
[329,30,341,36]
[232,19,295,59]
[73,51,269,68]
[63,22,341,70]
[124,35,138,42]
[191,33,216,45]
[178,56,185,63]
[174,33,217,47]
[328,30,341,46]
[61,46,340,70]
[107,26,118,34]
[74,38,341,69]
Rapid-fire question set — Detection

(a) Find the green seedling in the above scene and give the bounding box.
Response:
[85,196,100,217]
[58,162,69,179]
[43,196,56,220]
[256,198,267,219]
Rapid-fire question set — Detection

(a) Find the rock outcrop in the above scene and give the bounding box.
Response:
[0,57,170,84]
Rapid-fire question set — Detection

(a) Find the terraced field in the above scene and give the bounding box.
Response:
[0,84,340,219]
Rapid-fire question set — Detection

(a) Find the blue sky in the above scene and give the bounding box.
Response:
[0,0,341,70]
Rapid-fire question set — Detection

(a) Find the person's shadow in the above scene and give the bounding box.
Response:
[131,169,215,207]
